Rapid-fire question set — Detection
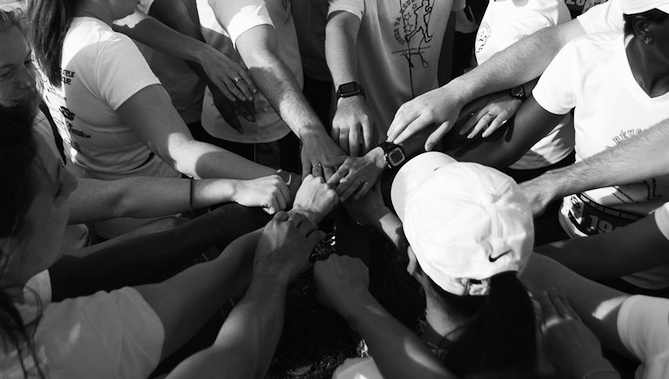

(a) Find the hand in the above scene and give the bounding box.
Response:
[232,176,291,214]
[210,86,256,135]
[314,254,370,312]
[198,45,257,103]
[300,130,348,181]
[343,181,387,226]
[539,291,618,378]
[520,174,560,217]
[387,85,466,151]
[331,96,375,157]
[292,174,339,224]
[254,212,325,283]
[457,90,523,139]
[327,147,385,202]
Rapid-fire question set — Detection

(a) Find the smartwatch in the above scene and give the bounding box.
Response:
[336,82,365,99]
[378,142,406,170]
[509,85,527,102]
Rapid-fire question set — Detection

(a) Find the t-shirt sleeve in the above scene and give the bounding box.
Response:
[35,287,165,378]
[617,295,669,379]
[328,0,364,19]
[577,0,623,34]
[207,0,273,47]
[531,39,579,115]
[94,35,160,111]
[654,203,669,241]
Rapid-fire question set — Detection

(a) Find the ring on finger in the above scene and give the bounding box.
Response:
[233,77,242,83]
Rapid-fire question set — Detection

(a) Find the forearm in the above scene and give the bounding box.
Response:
[52,207,259,300]
[113,13,212,67]
[135,227,266,359]
[529,119,669,199]
[68,177,247,223]
[445,20,585,106]
[325,12,361,88]
[236,26,324,139]
[339,290,456,379]
[166,271,288,379]
[535,215,669,280]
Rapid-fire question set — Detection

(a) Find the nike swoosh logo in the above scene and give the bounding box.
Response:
[489,250,512,263]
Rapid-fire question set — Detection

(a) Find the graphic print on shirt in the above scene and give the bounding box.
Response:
[393,0,434,97]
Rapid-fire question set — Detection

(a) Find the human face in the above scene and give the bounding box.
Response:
[0,26,37,110]
[0,136,78,287]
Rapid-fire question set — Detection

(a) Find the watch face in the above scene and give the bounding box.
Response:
[387,148,406,167]
[340,82,359,93]
[511,86,525,100]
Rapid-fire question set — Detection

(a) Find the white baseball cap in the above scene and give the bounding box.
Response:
[620,0,669,14]
[390,152,534,296]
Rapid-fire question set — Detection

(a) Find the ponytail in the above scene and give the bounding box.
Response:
[436,272,537,377]
[27,0,77,86]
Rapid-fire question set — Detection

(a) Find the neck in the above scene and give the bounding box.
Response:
[626,36,669,97]
[421,299,460,348]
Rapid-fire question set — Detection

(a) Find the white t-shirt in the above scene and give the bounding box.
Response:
[40,17,181,238]
[621,204,669,289]
[532,33,669,238]
[576,0,622,34]
[617,295,669,379]
[328,0,465,137]
[0,288,164,379]
[333,357,383,379]
[475,0,574,170]
[196,0,298,143]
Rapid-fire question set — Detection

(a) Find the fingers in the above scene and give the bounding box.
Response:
[232,100,256,122]
[327,164,348,188]
[466,114,494,139]
[264,197,280,215]
[362,122,374,155]
[338,178,362,202]
[311,163,324,179]
[350,125,361,157]
[272,210,290,223]
[482,115,508,138]
[352,180,372,200]
[425,121,452,151]
[550,292,579,320]
[387,107,417,142]
[233,70,256,101]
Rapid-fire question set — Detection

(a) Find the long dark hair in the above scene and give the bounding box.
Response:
[434,272,537,377]
[27,0,78,86]
[0,111,45,378]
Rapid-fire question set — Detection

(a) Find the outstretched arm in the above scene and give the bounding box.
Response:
[68,175,291,223]
[314,255,456,379]
[521,118,669,215]
[535,210,669,281]
[51,204,270,301]
[232,23,347,179]
[326,10,375,157]
[387,19,585,150]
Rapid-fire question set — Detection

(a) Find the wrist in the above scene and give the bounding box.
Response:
[368,146,387,171]
[288,207,320,224]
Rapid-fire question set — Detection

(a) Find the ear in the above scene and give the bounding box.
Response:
[632,16,653,43]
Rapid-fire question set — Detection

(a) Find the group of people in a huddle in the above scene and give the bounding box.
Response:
[1,0,669,377]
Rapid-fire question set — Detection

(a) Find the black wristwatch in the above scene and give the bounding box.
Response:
[336,82,365,99]
[378,142,406,170]
[509,85,527,101]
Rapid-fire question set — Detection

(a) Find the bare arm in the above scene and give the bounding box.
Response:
[165,212,324,379]
[112,6,256,103]
[326,11,374,157]
[520,254,633,359]
[314,255,456,379]
[67,175,290,223]
[535,213,669,280]
[51,203,270,301]
[387,19,586,150]
[521,118,669,215]
[232,23,347,178]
